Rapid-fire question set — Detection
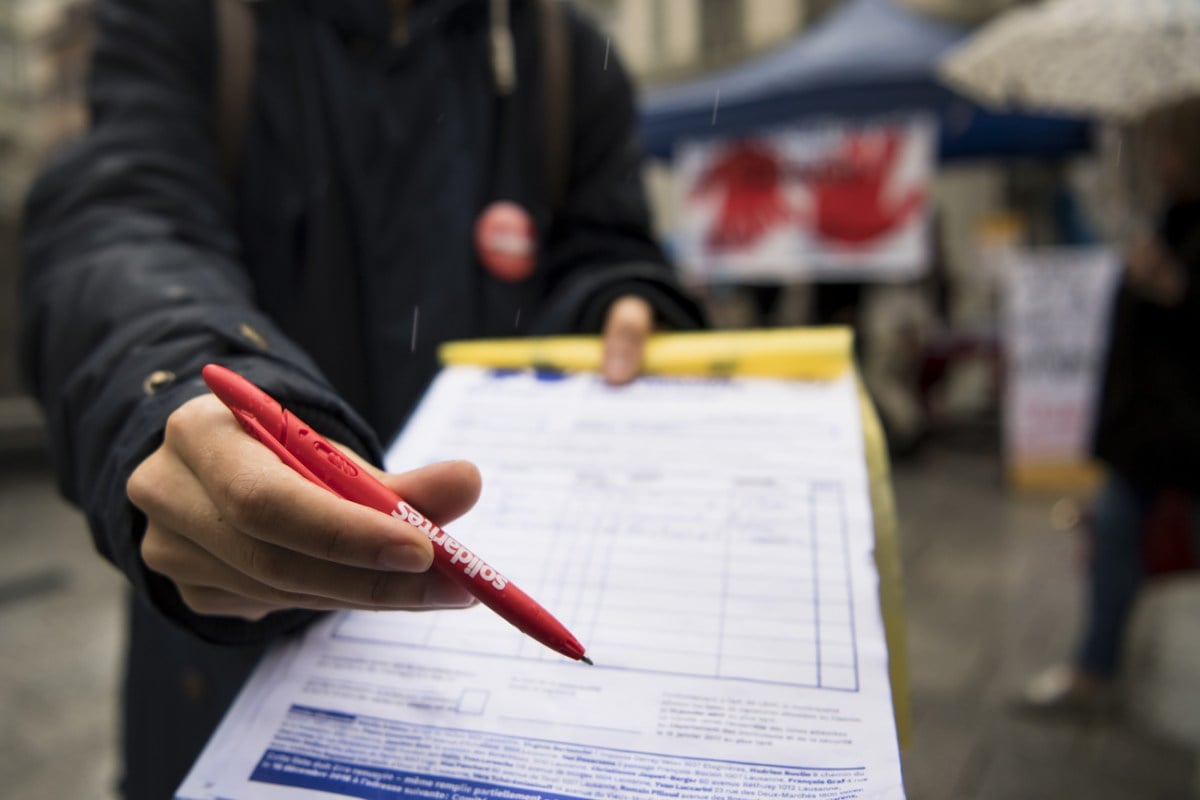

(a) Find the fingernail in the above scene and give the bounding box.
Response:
[379,543,432,572]
[423,576,477,609]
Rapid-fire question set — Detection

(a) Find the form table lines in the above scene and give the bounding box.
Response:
[333,479,861,692]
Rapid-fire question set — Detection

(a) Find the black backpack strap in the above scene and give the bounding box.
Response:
[213,0,256,184]
[536,0,570,217]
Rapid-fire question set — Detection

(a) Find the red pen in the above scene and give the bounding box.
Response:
[201,363,591,664]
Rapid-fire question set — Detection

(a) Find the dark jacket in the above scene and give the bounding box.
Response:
[19,1,702,796]
[1092,200,1200,493]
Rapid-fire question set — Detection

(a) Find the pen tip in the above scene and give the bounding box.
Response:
[580,655,594,665]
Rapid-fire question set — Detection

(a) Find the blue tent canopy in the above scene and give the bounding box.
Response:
[638,0,1092,162]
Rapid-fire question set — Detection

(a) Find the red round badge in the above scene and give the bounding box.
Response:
[475,201,537,282]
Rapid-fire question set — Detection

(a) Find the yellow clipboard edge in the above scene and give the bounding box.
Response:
[440,326,854,380]
[857,372,911,748]
[439,326,909,745]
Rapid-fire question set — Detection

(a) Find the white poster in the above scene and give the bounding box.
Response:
[674,116,936,284]
[1003,246,1121,469]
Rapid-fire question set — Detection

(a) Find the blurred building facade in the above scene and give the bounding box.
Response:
[575,0,810,85]
[0,4,27,407]
[0,2,35,218]
[905,0,1023,25]
[0,0,90,417]
[0,0,90,214]
[574,0,1024,86]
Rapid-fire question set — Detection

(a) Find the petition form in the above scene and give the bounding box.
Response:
[177,367,906,800]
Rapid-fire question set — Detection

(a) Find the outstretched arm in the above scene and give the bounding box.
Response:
[20,0,470,642]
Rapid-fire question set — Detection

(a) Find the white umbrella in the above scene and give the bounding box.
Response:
[939,0,1200,120]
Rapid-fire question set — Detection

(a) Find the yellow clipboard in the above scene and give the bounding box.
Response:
[441,326,852,381]
[440,326,910,746]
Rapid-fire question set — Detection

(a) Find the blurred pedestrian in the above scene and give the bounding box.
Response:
[1023,97,1200,712]
[18,1,703,797]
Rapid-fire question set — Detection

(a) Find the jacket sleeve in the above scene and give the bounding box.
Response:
[532,7,706,335]
[18,0,379,644]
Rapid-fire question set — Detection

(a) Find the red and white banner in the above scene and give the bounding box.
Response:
[674,116,936,283]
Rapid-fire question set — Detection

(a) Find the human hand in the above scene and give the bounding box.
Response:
[127,393,480,621]
[1125,235,1187,307]
[601,294,653,385]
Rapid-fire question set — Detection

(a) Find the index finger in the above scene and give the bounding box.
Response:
[169,396,435,572]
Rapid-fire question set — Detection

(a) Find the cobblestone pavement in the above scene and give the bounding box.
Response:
[894,443,1199,800]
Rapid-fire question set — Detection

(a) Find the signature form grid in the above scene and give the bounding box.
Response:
[336,372,863,692]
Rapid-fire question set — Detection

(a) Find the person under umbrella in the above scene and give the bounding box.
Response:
[1024,97,1200,712]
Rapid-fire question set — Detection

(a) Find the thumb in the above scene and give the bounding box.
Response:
[332,444,483,527]
[380,460,483,527]
[602,295,653,386]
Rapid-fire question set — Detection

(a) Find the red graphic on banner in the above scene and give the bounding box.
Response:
[688,131,925,255]
[808,130,925,247]
[689,142,795,252]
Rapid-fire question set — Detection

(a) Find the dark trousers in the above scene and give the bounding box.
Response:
[120,595,268,799]
[1078,473,1199,678]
